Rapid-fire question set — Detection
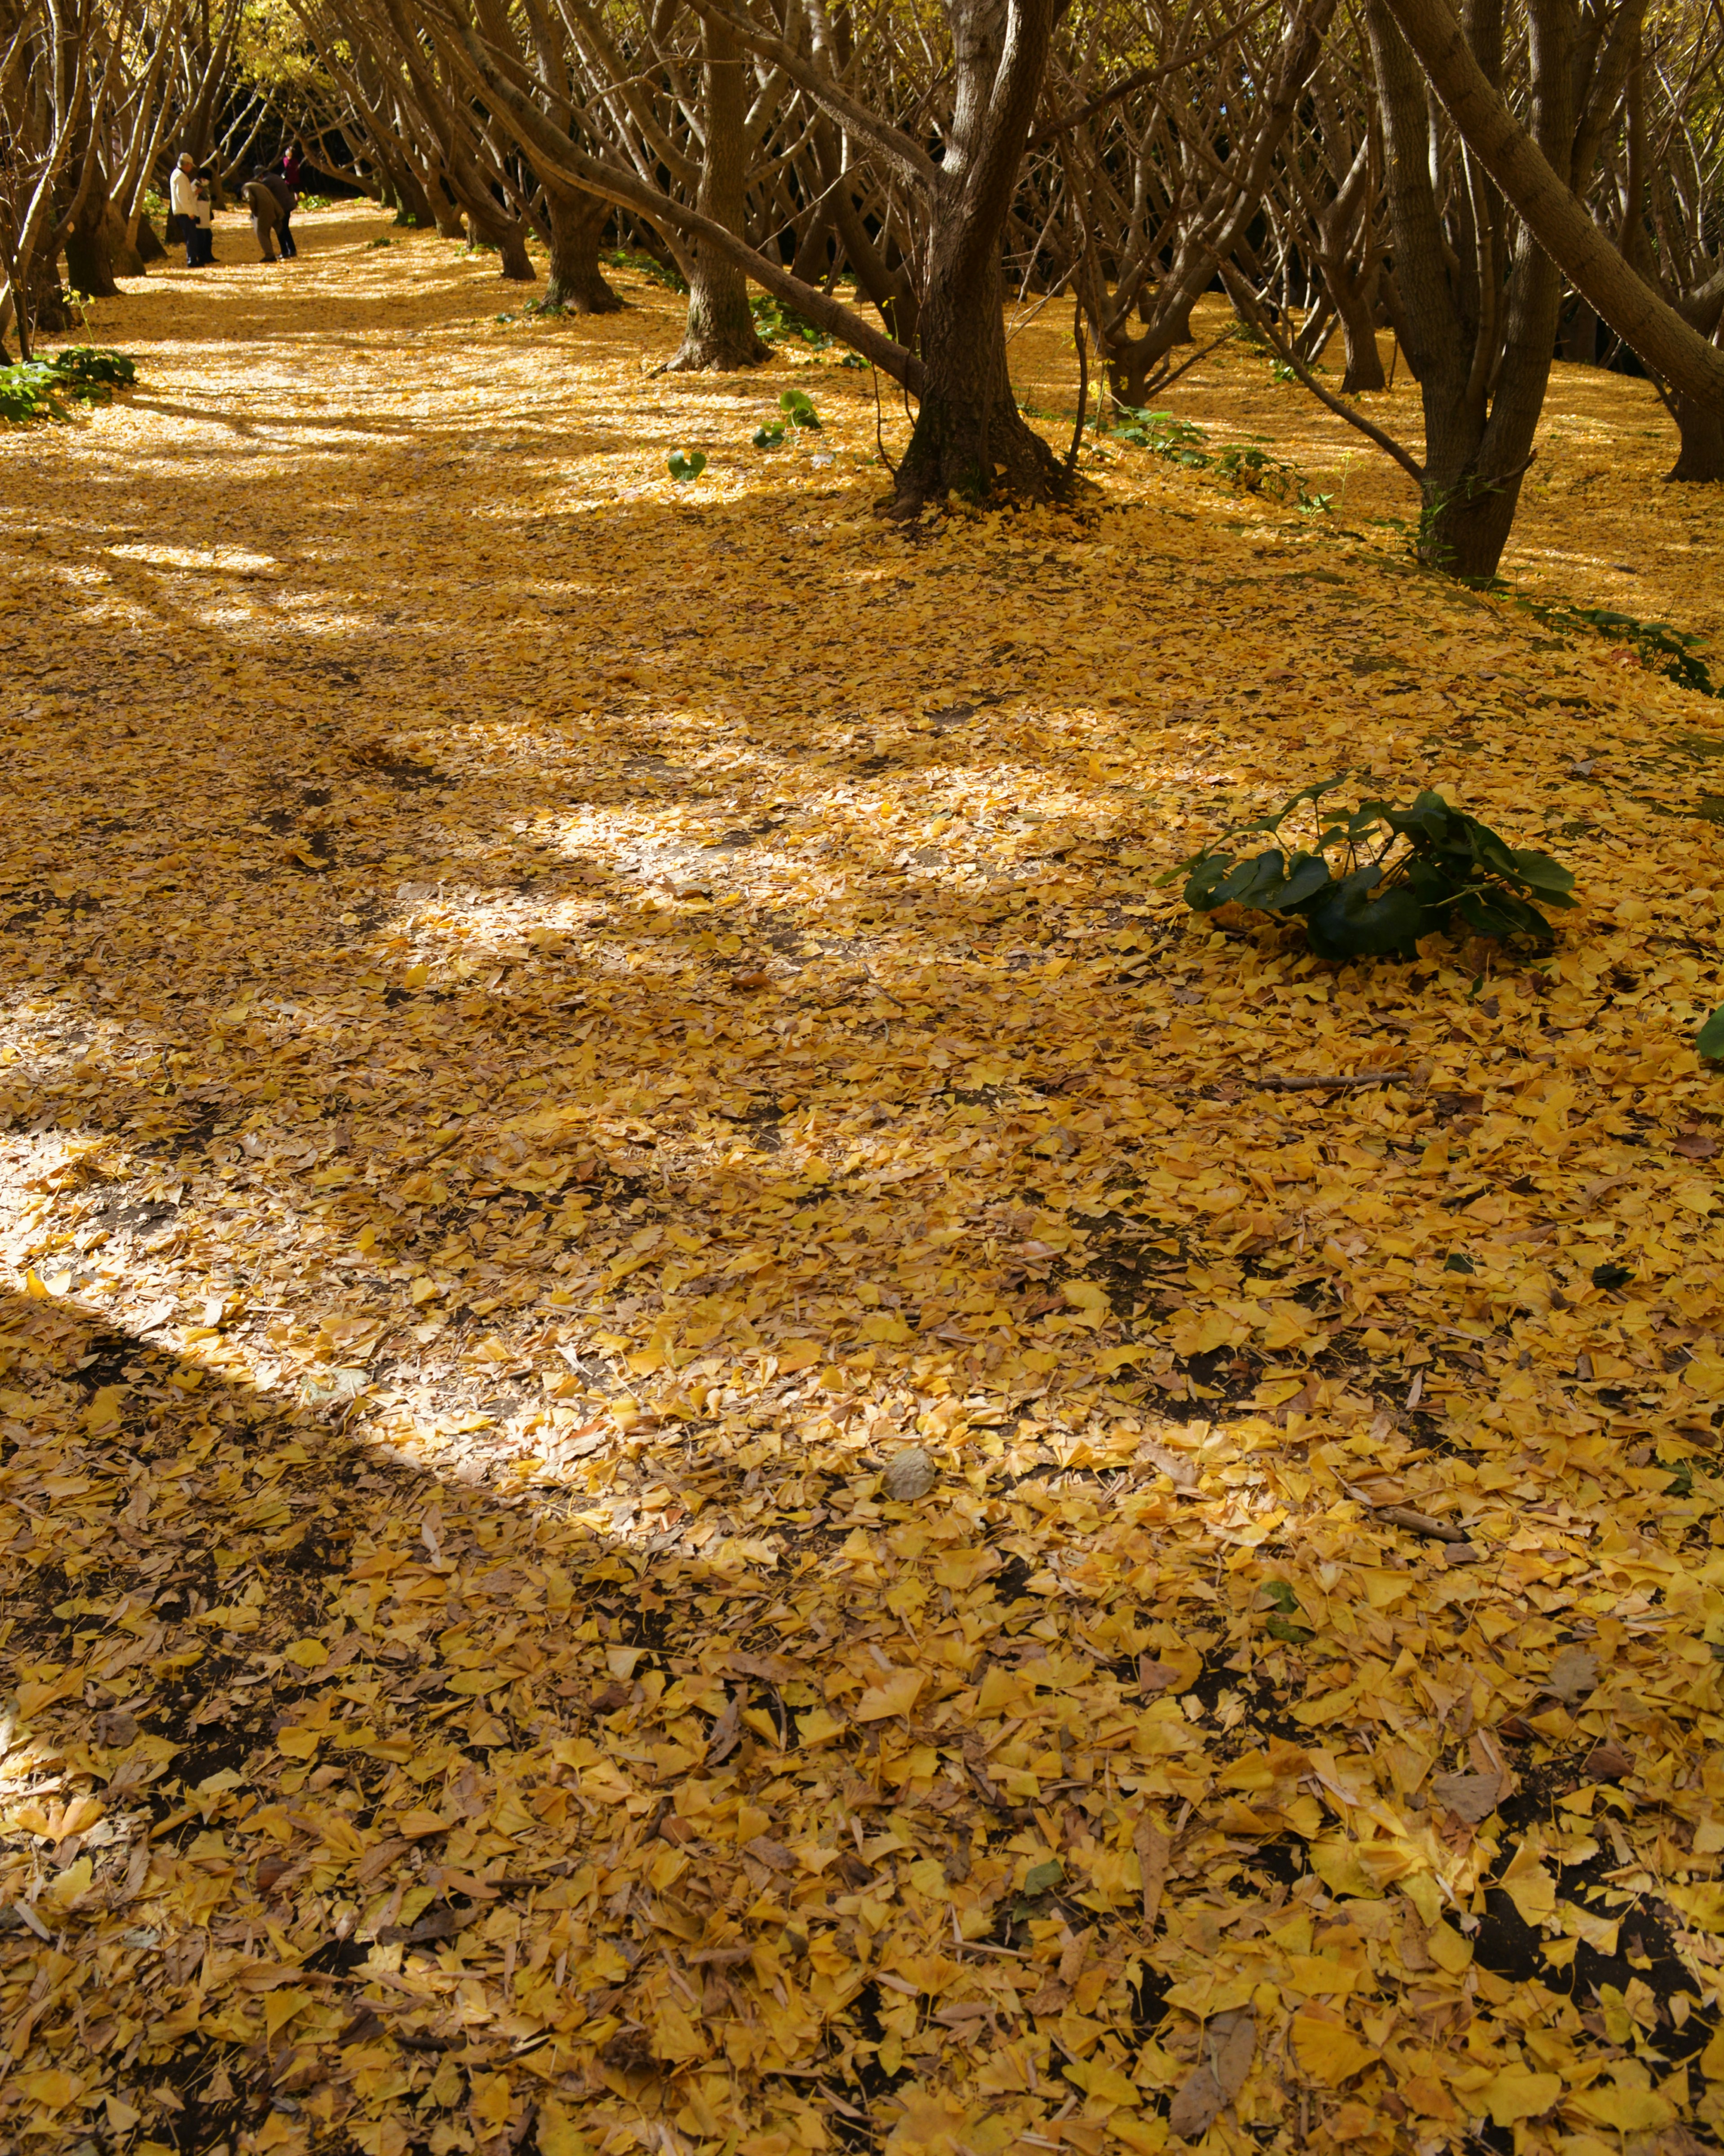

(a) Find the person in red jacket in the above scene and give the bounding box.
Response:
[281,141,305,190]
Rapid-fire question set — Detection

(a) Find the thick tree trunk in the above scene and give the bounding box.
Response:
[1366,0,1570,580]
[134,213,167,264]
[671,20,767,370]
[1377,0,1724,418]
[1667,392,1724,482]
[893,247,1067,511]
[541,185,621,313]
[65,198,124,299]
[450,164,536,281]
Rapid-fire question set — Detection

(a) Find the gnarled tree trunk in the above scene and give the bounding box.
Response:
[894,246,1064,507]
[1668,392,1724,481]
[1365,0,1571,579]
[541,183,621,312]
[670,18,767,370]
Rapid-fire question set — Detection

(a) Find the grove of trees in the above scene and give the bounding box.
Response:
[7,0,1724,561]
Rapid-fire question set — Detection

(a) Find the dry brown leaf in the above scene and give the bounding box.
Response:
[1431,1770,1504,1824]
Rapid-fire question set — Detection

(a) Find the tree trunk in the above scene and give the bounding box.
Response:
[893,246,1066,511]
[1561,295,1599,362]
[430,174,468,242]
[65,199,123,299]
[1332,268,1387,391]
[541,185,621,313]
[670,19,767,370]
[449,163,536,280]
[1366,0,1570,580]
[134,213,167,264]
[1667,392,1724,481]
[1377,0,1724,417]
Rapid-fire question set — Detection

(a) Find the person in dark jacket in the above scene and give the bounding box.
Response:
[261,168,298,257]
[240,174,286,262]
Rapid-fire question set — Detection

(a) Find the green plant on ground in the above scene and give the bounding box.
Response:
[0,347,136,425]
[1113,406,1331,512]
[748,294,867,367]
[604,247,686,293]
[1517,595,1714,695]
[301,193,335,211]
[753,388,821,448]
[1161,772,1577,961]
[1700,1007,1724,1059]
[667,449,706,482]
[368,236,392,250]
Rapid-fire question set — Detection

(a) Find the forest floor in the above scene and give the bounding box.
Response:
[3,200,1724,2156]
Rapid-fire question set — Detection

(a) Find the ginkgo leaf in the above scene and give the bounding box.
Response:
[1289,2014,1375,2085]
[854,1668,925,1720]
[1483,2068,1562,2127]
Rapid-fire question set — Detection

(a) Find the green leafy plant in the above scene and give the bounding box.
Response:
[368,236,393,250]
[1113,407,1330,512]
[0,346,136,426]
[1161,773,1577,961]
[604,247,687,293]
[750,294,828,348]
[754,388,822,450]
[667,448,707,483]
[1699,1007,1724,1059]
[1518,596,1713,695]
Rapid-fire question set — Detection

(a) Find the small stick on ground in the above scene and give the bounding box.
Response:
[1254,1071,1412,1092]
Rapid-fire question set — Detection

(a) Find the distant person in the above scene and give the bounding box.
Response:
[256,166,298,257]
[170,154,201,267]
[281,140,305,190]
[190,168,216,265]
[240,172,286,261]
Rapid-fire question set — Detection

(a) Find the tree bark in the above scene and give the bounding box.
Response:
[1377,0,1724,416]
[542,183,621,313]
[670,18,768,370]
[65,194,131,297]
[1365,0,1570,578]
[1668,392,1724,481]
[1333,268,1387,391]
[894,247,1066,507]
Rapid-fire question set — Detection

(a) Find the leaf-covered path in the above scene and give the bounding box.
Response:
[5,207,1724,2156]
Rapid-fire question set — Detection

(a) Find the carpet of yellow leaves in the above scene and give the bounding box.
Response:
[2,204,1724,2156]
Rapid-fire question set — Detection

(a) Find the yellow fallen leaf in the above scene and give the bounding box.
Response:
[1289,2013,1375,2085]
[1482,2068,1561,2127]
[854,1668,926,1720]
[18,2070,81,2112]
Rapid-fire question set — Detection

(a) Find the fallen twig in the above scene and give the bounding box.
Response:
[1365,1499,1471,1544]
[1255,1071,1412,1092]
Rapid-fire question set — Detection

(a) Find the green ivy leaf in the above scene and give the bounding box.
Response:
[667,449,707,483]
[1021,1859,1064,1895]
[1700,1005,1724,1060]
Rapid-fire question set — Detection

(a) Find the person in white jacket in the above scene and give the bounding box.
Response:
[170,156,200,268]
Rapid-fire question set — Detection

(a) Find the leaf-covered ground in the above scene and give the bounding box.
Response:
[4,204,1724,2156]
